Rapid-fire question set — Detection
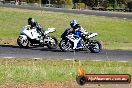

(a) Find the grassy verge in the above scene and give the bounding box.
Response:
[0,58,131,83]
[0,7,132,50]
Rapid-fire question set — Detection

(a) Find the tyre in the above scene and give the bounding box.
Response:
[17,36,29,48]
[47,36,58,49]
[88,40,102,53]
[59,40,73,52]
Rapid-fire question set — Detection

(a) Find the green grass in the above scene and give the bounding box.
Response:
[0,58,132,83]
[0,7,132,49]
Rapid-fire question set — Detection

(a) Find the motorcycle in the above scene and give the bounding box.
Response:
[17,25,58,49]
[59,28,102,53]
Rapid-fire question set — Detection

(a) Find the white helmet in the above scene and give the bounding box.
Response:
[70,20,77,28]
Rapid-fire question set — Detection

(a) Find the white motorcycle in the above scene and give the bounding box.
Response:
[17,25,58,49]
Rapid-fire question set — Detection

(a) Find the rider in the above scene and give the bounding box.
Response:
[70,20,88,49]
[28,18,44,43]
[28,18,43,35]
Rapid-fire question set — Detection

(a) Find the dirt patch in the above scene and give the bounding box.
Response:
[0,38,17,45]
[0,81,79,88]
[0,81,131,88]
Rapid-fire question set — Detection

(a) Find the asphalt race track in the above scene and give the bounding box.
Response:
[0,4,132,19]
[0,45,132,61]
[0,5,132,61]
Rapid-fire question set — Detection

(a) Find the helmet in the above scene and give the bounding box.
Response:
[70,20,77,28]
[28,18,35,26]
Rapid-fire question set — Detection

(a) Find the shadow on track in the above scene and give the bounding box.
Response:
[0,44,63,52]
[0,45,19,48]
[32,47,63,52]
[0,44,91,53]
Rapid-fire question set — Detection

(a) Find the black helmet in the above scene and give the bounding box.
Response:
[28,18,35,27]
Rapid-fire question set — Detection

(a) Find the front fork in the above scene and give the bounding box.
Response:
[82,39,89,48]
[87,40,97,48]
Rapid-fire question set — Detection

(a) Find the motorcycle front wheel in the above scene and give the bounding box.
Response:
[47,36,58,49]
[88,40,102,53]
[17,36,30,48]
[59,40,73,52]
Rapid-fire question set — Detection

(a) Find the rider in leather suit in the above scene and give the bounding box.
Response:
[70,20,88,49]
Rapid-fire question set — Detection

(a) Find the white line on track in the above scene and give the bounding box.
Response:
[1,57,129,63]
[32,58,42,60]
[118,61,128,63]
[64,59,73,61]
[3,57,15,59]
[92,60,103,62]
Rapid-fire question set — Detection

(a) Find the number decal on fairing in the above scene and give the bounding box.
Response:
[67,35,76,42]
[31,32,33,36]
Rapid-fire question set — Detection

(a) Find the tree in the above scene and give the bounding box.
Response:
[126,0,132,9]
[84,0,108,7]
[65,0,73,5]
